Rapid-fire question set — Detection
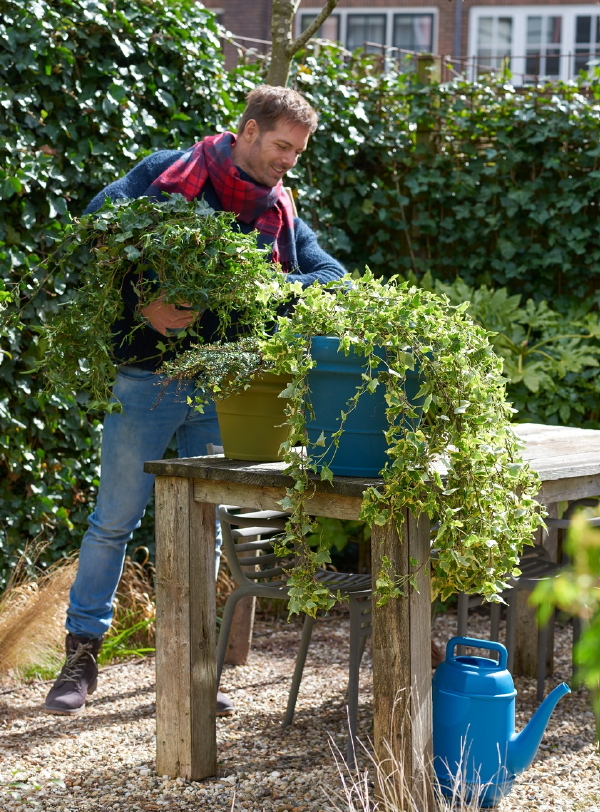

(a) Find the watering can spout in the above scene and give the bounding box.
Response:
[507,682,570,775]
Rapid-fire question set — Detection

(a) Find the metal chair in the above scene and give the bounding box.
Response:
[456,498,600,701]
[216,504,372,765]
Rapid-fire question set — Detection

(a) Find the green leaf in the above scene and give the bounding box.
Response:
[2,177,22,199]
[314,430,326,447]
[156,88,176,108]
[124,245,141,261]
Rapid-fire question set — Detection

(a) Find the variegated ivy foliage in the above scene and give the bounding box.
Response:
[256,271,544,615]
[3,195,287,411]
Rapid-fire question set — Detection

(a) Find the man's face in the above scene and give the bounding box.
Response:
[238,118,311,188]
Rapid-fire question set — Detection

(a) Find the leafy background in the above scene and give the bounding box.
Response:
[291,50,600,304]
[0,0,254,583]
[3,3,600,581]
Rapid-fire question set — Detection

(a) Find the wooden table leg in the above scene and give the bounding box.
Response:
[371,509,433,806]
[514,502,558,678]
[154,476,217,779]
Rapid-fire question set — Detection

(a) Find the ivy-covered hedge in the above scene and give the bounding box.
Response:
[291,49,600,303]
[0,0,251,583]
[6,27,600,582]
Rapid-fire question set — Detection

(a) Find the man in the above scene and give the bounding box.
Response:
[44,85,346,716]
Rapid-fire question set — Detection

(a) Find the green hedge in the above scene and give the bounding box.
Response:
[0,0,252,584]
[291,49,600,303]
[417,274,600,428]
[6,30,600,581]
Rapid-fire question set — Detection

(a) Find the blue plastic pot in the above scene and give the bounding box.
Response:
[305,336,424,477]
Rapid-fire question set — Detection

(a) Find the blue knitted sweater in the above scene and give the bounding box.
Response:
[85,150,346,369]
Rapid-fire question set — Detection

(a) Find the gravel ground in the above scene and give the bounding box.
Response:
[0,606,598,811]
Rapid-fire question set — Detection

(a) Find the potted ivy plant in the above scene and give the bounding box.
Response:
[167,337,292,461]
[163,270,543,616]
[2,194,289,411]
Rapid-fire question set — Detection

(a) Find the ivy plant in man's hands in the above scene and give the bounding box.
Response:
[140,295,199,336]
[3,195,290,410]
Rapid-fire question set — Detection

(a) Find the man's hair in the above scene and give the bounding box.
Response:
[237,85,318,135]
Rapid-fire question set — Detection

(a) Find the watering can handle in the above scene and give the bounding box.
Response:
[446,636,508,669]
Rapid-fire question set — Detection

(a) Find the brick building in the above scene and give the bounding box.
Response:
[201,0,600,82]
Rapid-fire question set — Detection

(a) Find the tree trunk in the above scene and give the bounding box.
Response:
[267,0,340,87]
[267,0,298,87]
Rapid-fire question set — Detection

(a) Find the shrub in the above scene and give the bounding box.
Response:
[290,48,600,303]
[418,274,600,428]
[0,0,247,584]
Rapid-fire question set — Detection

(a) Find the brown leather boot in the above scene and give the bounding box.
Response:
[44,634,102,715]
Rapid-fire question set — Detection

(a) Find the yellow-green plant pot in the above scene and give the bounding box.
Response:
[215,373,291,461]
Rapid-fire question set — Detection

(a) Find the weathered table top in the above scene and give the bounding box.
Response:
[144,422,600,504]
[516,422,600,477]
[514,423,600,502]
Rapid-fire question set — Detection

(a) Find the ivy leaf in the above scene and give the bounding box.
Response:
[278,383,296,398]
[320,465,334,484]
[314,431,326,447]
[124,245,141,261]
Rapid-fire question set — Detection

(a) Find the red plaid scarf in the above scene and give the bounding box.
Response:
[146,132,297,272]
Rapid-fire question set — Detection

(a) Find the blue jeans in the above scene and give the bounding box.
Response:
[66,365,222,639]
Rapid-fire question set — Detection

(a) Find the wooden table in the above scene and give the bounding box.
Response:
[144,422,600,789]
[509,423,600,676]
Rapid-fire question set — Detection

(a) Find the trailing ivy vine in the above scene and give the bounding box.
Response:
[168,271,544,614]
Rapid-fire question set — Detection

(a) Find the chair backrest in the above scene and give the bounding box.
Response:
[218,505,291,588]
[544,498,600,529]
[542,497,600,569]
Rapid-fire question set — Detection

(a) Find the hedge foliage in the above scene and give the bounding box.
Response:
[0,0,252,584]
[291,49,600,303]
[417,274,600,429]
[5,23,600,581]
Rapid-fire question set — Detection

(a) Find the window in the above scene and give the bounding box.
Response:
[574,15,600,74]
[476,16,512,72]
[300,13,340,42]
[526,16,562,78]
[469,6,600,83]
[393,14,434,53]
[296,7,437,58]
[347,14,386,53]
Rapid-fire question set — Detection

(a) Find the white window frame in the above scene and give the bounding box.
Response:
[297,7,438,56]
[469,5,600,83]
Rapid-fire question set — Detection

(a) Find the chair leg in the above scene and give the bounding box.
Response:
[490,603,501,642]
[216,591,247,686]
[347,597,368,767]
[457,593,469,654]
[282,614,316,728]
[358,629,368,665]
[505,595,516,674]
[537,611,551,702]
[572,615,582,687]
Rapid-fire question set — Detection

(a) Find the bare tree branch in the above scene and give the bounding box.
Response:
[285,0,340,58]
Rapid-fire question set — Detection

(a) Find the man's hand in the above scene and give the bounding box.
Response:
[140,296,198,336]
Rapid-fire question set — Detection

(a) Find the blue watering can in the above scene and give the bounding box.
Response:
[433,636,570,808]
